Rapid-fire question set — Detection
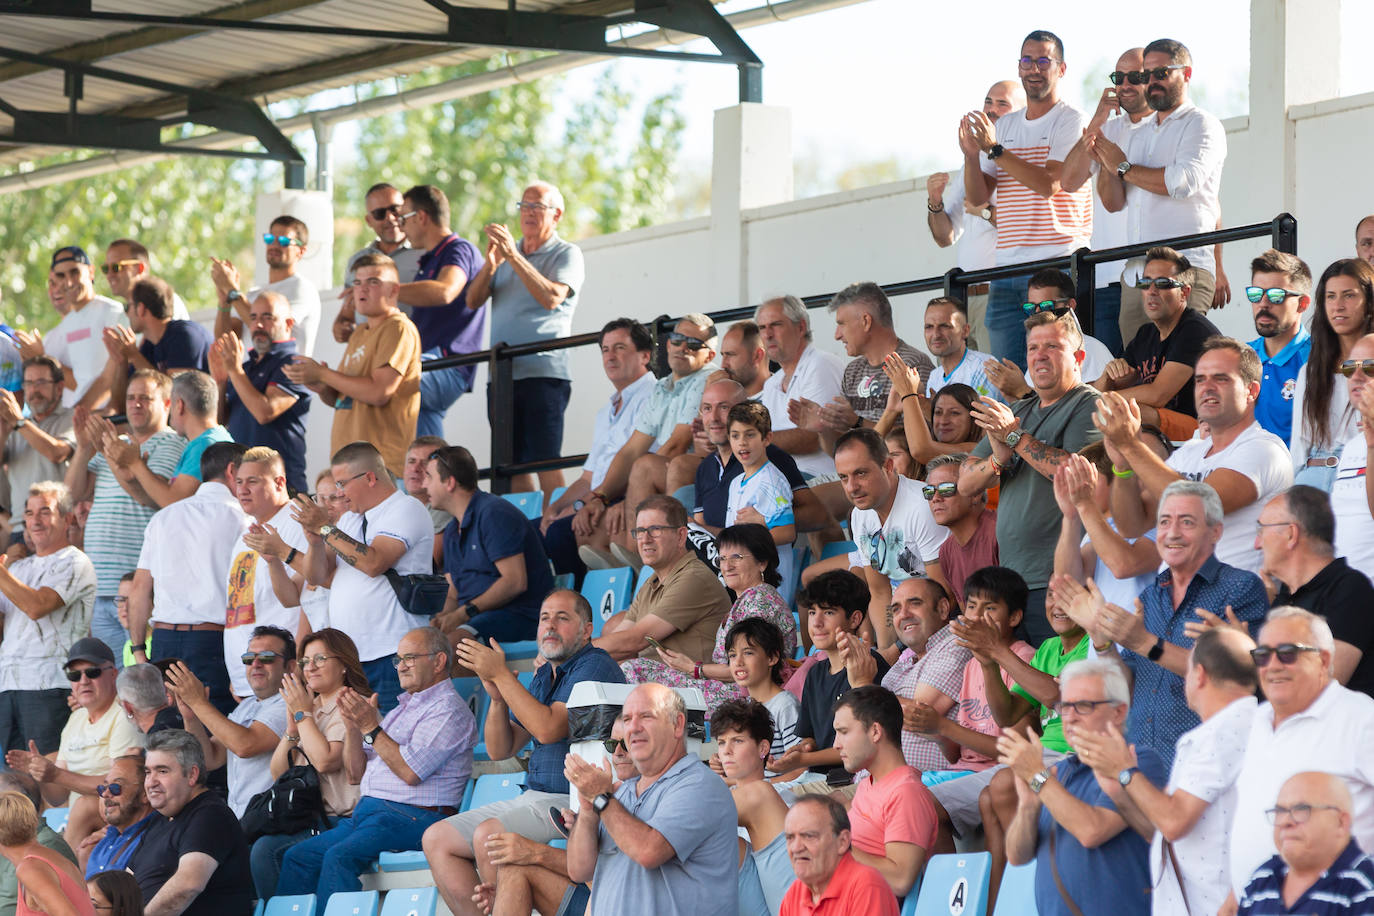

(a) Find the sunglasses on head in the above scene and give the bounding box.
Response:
[1246,286,1302,304]
[66,666,109,682]
[262,234,303,248]
[1339,359,1374,379]
[1249,643,1321,667]
[241,651,282,666]
[666,332,710,351]
[1108,70,1150,86]
[1022,299,1069,316]
[603,738,627,754]
[368,205,401,221]
[922,482,958,500]
[1134,277,1187,290]
[96,783,124,798]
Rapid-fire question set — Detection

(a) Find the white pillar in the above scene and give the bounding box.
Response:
[709,103,793,306]
[253,189,335,291]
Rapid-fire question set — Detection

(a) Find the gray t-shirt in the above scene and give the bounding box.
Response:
[226,692,288,818]
[590,754,738,916]
[971,385,1101,588]
[4,407,76,528]
[489,233,584,380]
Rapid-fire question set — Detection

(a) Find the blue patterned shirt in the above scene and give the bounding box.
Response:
[1238,840,1374,914]
[515,641,624,794]
[1122,554,1269,771]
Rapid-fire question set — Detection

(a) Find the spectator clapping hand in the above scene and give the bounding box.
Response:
[209,257,241,298]
[102,325,138,364]
[12,329,43,361]
[243,522,290,562]
[996,726,1046,786]
[455,637,510,685]
[279,672,313,723]
[564,752,614,806]
[290,493,330,534]
[835,630,876,687]
[1182,605,1245,642]
[337,687,381,735]
[1073,721,1137,786]
[1050,575,1109,645]
[963,110,996,153]
[4,740,56,784]
[0,389,21,427]
[881,351,921,400]
[982,357,1030,400]
[165,661,211,713]
[971,395,1021,444]
[1088,131,1127,174]
[902,699,941,735]
[1092,391,1143,453]
[483,223,518,264]
[283,356,326,388]
[950,612,1004,664]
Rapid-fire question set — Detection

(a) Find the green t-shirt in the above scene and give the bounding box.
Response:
[1010,632,1090,752]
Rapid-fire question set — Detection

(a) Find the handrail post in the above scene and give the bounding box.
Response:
[1069,246,1094,338]
[943,267,966,303]
[489,342,515,495]
[1272,212,1298,254]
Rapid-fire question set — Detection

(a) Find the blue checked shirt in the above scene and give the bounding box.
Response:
[1238,840,1374,915]
[1121,554,1268,772]
[515,642,624,794]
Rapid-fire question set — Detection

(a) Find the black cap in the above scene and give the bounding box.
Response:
[66,637,116,668]
[51,246,91,269]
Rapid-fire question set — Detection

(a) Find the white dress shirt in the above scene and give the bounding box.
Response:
[759,343,847,479]
[138,480,249,626]
[583,371,657,489]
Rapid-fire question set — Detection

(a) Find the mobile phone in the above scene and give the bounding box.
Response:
[644,635,665,652]
[549,806,570,837]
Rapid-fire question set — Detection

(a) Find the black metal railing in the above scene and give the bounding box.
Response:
[422,213,1297,493]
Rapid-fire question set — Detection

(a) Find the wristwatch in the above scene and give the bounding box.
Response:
[927,200,945,213]
[464,602,480,618]
[1004,429,1023,450]
[979,207,993,221]
[226,289,243,303]
[1118,767,1139,788]
[363,725,383,746]
[317,524,336,538]
[592,792,614,813]
[987,143,1005,159]
[293,710,307,723]
[1147,635,1166,662]
[1117,160,1133,178]
[1029,769,1051,794]
[13,418,26,430]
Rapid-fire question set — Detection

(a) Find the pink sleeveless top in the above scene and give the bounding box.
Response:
[16,854,96,916]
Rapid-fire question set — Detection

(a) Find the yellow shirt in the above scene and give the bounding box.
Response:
[57,701,143,804]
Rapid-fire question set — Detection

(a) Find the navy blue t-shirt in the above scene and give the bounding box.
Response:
[694,443,807,528]
[224,340,311,494]
[138,319,212,374]
[514,642,625,793]
[443,490,554,621]
[412,234,486,386]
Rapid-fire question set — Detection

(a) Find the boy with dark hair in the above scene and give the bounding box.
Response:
[768,571,890,783]
[725,401,797,586]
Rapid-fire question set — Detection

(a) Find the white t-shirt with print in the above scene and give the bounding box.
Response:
[0,546,97,690]
[759,344,847,479]
[846,475,949,581]
[225,502,308,697]
[45,296,128,408]
[1166,422,1292,573]
[1334,432,1374,583]
[727,461,796,589]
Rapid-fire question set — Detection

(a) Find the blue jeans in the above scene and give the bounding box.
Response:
[361,657,403,715]
[251,820,335,899]
[90,596,128,671]
[276,797,445,901]
[1093,284,1124,357]
[987,276,1031,369]
[151,628,235,715]
[418,348,473,439]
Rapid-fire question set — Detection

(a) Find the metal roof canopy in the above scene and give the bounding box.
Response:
[0,0,764,188]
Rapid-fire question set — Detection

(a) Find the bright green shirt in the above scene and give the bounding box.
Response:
[1010,632,1090,753]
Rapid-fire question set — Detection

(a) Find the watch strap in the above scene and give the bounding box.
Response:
[364,724,383,743]
[988,143,1005,159]
[1147,635,1166,662]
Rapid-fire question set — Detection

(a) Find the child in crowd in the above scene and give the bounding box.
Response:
[725,401,797,587]
[723,617,801,775]
[116,571,151,666]
[768,570,890,787]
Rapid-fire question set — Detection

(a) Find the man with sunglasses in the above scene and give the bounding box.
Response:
[335,183,425,344]
[1245,249,1313,444]
[82,753,156,878]
[924,454,996,608]
[1096,247,1221,442]
[1332,333,1374,584]
[961,30,1092,367]
[985,269,1114,403]
[212,215,321,357]
[1227,607,1374,905]
[1087,39,1227,346]
[101,239,191,321]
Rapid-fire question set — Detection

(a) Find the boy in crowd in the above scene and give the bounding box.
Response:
[714,699,796,916]
[725,401,797,587]
[722,618,801,775]
[767,570,890,788]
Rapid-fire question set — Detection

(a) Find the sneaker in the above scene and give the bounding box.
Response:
[578,545,617,570]
[609,542,643,570]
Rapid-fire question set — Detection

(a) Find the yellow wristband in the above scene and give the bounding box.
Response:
[1111,465,1135,478]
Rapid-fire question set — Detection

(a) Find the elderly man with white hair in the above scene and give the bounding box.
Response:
[1227,606,1374,905]
[998,658,1168,916]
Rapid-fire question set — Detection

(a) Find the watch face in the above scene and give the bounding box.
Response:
[1118,768,1134,787]
[294,710,306,722]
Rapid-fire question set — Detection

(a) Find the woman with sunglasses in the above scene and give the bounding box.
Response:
[86,871,141,916]
[0,791,93,916]
[1291,259,1374,489]
[250,628,370,898]
[629,524,796,716]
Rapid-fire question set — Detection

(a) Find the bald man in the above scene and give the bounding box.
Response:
[1236,772,1374,915]
[926,79,1025,347]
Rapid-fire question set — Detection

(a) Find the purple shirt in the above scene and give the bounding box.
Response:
[413,233,486,384]
[360,678,476,807]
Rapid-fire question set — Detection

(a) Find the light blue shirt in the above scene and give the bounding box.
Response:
[174,425,233,480]
[489,233,584,380]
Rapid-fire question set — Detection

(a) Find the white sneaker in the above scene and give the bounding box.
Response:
[578,545,617,570]
[609,542,643,570]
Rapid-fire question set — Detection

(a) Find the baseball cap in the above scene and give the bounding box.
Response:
[51,246,91,269]
[66,637,116,668]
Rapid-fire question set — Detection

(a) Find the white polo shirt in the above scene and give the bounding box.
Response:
[224,501,308,697]
[327,489,434,662]
[138,481,248,626]
[1229,682,1374,895]
[583,371,656,489]
[759,343,847,480]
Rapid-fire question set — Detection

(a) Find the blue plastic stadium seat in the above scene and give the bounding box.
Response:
[910,852,991,916]
[635,564,654,595]
[550,486,568,504]
[580,568,634,636]
[41,808,68,832]
[323,891,380,916]
[376,850,429,872]
[991,861,1037,916]
[264,896,316,916]
[500,491,543,520]
[465,772,526,812]
[379,887,438,916]
[820,539,857,560]
[254,901,265,916]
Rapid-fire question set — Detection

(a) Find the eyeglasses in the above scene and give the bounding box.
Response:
[922,482,958,500]
[1022,299,1070,316]
[112,596,129,606]
[397,211,417,223]
[1338,359,1374,379]
[66,666,111,682]
[1108,70,1150,86]
[1136,65,1186,83]
[391,652,439,668]
[368,205,402,221]
[1053,699,1116,715]
[516,201,555,212]
[1017,56,1061,71]
[1134,277,1187,290]
[718,553,752,565]
[100,259,140,274]
[1245,287,1302,304]
[630,524,679,540]
[262,234,304,248]
[95,782,125,798]
[1265,803,1342,825]
[21,377,58,388]
[666,332,710,351]
[1255,520,1294,537]
[1250,643,1321,667]
[242,651,283,666]
[301,654,338,668]
[337,471,371,487]
[602,738,627,754]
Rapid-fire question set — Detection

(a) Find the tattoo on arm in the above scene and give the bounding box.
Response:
[326,529,369,565]
[1020,436,1070,470]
